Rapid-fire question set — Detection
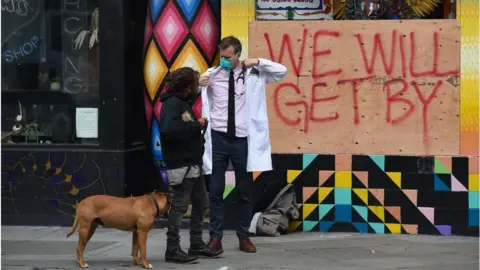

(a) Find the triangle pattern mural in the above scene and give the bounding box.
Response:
[223,185,235,199]
[369,155,385,171]
[243,155,477,236]
[434,174,450,191]
[303,154,318,169]
[303,187,318,203]
[451,175,468,192]
[144,0,220,187]
[288,170,302,183]
[434,157,451,174]
[386,172,401,188]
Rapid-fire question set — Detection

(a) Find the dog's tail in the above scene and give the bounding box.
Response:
[66,213,78,238]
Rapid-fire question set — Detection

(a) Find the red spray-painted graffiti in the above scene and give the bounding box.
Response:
[264,27,459,150]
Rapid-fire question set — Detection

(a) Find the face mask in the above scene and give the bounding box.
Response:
[220,57,232,71]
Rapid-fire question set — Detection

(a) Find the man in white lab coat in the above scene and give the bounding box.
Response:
[199,36,287,254]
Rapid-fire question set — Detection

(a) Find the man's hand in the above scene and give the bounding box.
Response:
[199,75,210,87]
[197,118,208,128]
[242,58,259,68]
[182,111,193,122]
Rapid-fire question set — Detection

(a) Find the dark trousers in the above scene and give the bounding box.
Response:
[167,176,207,250]
[209,130,253,238]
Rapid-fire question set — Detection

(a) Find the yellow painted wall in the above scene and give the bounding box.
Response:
[221,0,256,59]
[222,1,479,156]
[458,0,480,156]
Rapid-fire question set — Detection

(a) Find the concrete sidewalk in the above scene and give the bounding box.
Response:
[1,226,478,270]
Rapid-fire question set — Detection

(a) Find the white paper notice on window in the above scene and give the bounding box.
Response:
[76,108,98,138]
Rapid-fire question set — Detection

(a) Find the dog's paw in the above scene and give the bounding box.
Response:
[143,263,153,269]
[77,260,89,268]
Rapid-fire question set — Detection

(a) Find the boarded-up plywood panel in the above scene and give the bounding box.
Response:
[249,20,460,155]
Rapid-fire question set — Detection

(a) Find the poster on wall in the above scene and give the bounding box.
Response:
[256,0,333,20]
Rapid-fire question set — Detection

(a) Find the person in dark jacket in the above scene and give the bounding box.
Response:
[159,67,222,264]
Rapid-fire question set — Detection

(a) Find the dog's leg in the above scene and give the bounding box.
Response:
[137,229,153,269]
[132,230,140,265]
[87,221,96,242]
[77,226,90,268]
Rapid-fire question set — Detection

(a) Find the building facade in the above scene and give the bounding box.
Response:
[1,0,156,226]
[2,0,479,236]
[216,0,479,236]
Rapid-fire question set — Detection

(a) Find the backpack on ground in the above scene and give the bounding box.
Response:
[248,184,299,236]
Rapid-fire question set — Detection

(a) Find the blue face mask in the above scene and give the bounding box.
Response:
[220,57,232,71]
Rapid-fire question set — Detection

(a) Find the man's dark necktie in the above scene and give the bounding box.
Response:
[227,70,236,137]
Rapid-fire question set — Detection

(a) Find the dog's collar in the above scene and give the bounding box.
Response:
[148,193,161,218]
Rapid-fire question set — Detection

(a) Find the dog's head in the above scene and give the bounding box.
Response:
[152,191,173,216]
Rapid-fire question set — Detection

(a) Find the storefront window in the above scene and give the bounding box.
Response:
[1,0,100,145]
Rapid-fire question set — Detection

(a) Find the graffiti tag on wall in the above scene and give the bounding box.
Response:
[1,151,106,218]
[249,20,460,155]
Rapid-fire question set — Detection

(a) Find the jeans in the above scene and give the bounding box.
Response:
[166,176,207,250]
[209,130,253,238]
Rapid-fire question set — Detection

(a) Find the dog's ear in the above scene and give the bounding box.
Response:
[156,191,173,204]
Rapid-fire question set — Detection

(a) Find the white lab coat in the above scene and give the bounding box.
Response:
[200,58,287,174]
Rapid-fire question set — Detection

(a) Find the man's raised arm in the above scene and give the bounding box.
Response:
[256,58,287,83]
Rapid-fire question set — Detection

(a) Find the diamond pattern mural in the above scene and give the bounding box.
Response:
[144,8,153,52]
[144,41,168,101]
[150,0,166,23]
[177,0,201,22]
[154,87,166,120]
[154,1,189,62]
[151,118,163,162]
[208,0,220,16]
[144,0,220,184]
[144,92,153,132]
[170,39,209,73]
[191,1,219,61]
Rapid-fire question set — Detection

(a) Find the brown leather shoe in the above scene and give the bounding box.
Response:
[208,238,223,252]
[238,236,257,253]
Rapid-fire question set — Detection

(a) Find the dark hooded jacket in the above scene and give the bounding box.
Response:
[159,92,204,169]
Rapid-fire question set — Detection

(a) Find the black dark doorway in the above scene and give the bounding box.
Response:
[124,0,165,196]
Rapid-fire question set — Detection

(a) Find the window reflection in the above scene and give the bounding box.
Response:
[1,0,100,145]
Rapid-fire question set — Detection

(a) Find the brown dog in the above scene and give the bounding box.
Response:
[66,192,172,269]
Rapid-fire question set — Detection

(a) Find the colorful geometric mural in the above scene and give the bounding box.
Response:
[457,0,479,156]
[143,0,220,183]
[218,2,478,236]
[224,154,479,236]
